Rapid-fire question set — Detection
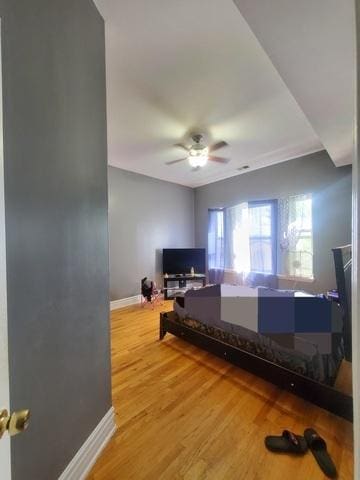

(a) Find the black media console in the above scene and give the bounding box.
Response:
[163,274,206,300]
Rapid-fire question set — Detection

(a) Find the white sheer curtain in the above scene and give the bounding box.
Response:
[279,194,313,278]
[208,209,225,283]
[248,203,274,274]
[225,203,250,276]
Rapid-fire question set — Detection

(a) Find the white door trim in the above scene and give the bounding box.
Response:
[0,19,12,480]
[352,161,359,480]
[354,3,359,478]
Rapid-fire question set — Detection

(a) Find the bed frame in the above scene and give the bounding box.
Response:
[160,311,353,422]
[332,245,352,362]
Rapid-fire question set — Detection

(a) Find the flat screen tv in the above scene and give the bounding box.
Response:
[163,248,206,275]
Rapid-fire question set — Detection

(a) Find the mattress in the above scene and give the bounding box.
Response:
[174,284,344,385]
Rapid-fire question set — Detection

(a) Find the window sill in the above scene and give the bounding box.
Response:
[222,269,315,284]
[277,274,315,283]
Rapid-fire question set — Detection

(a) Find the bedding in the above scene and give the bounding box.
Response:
[173,284,344,385]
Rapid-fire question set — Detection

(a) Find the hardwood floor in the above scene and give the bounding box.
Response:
[88,301,353,480]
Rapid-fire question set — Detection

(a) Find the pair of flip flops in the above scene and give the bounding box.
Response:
[265,428,337,478]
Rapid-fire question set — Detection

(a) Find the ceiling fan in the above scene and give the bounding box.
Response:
[166,134,230,170]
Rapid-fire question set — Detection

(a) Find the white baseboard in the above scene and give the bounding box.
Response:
[58,407,116,480]
[110,294,141,311]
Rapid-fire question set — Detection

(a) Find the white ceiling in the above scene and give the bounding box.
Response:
[94,0,328,188]
[234,0,355,168]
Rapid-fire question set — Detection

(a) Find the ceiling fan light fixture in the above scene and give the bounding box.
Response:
[189,145,209,156]
[188,154,208,168]
[188,144,209,168]
[170,135,228,170]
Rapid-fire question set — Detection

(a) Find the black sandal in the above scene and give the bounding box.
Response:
[304,428,337,478]
[265,430,308,454]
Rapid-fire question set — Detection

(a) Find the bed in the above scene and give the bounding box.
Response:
[160,284,353,421]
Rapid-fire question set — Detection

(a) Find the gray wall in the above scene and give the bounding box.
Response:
[109,166,194,299]
[1,1,112,479]
[195,151,352,294]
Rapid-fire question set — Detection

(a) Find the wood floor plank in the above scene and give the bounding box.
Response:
[88,301,353,479]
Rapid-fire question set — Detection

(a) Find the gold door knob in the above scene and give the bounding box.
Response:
[8,410,30,436]
[0,409,30,439]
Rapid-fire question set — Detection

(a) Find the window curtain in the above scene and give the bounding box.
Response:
[248,203,275,274]
[208,209,225,283]
[225,203,250,279]
[279,194,313,278]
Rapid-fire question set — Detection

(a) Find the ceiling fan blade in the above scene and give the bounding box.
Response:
[165,157,188,166]
[174,143,189,152]
[209,155,230,164]
[209,141,228,152]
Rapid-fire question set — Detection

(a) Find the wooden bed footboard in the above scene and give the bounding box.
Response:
[159,311,353,422]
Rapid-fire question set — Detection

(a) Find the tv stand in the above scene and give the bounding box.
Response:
[163,274,206,300]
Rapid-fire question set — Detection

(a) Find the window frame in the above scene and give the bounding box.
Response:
[207,208,224,270]
[287,194,313,279]
[248,199,278,275]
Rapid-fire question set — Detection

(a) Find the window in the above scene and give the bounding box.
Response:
[208,209,224,270]
[207,194,313,280]
[279,194,313,278]
[228,202,250,273]
[225,200,277,275]
[248,201,277,274]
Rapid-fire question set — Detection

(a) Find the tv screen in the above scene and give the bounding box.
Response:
[163,248,206,275]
